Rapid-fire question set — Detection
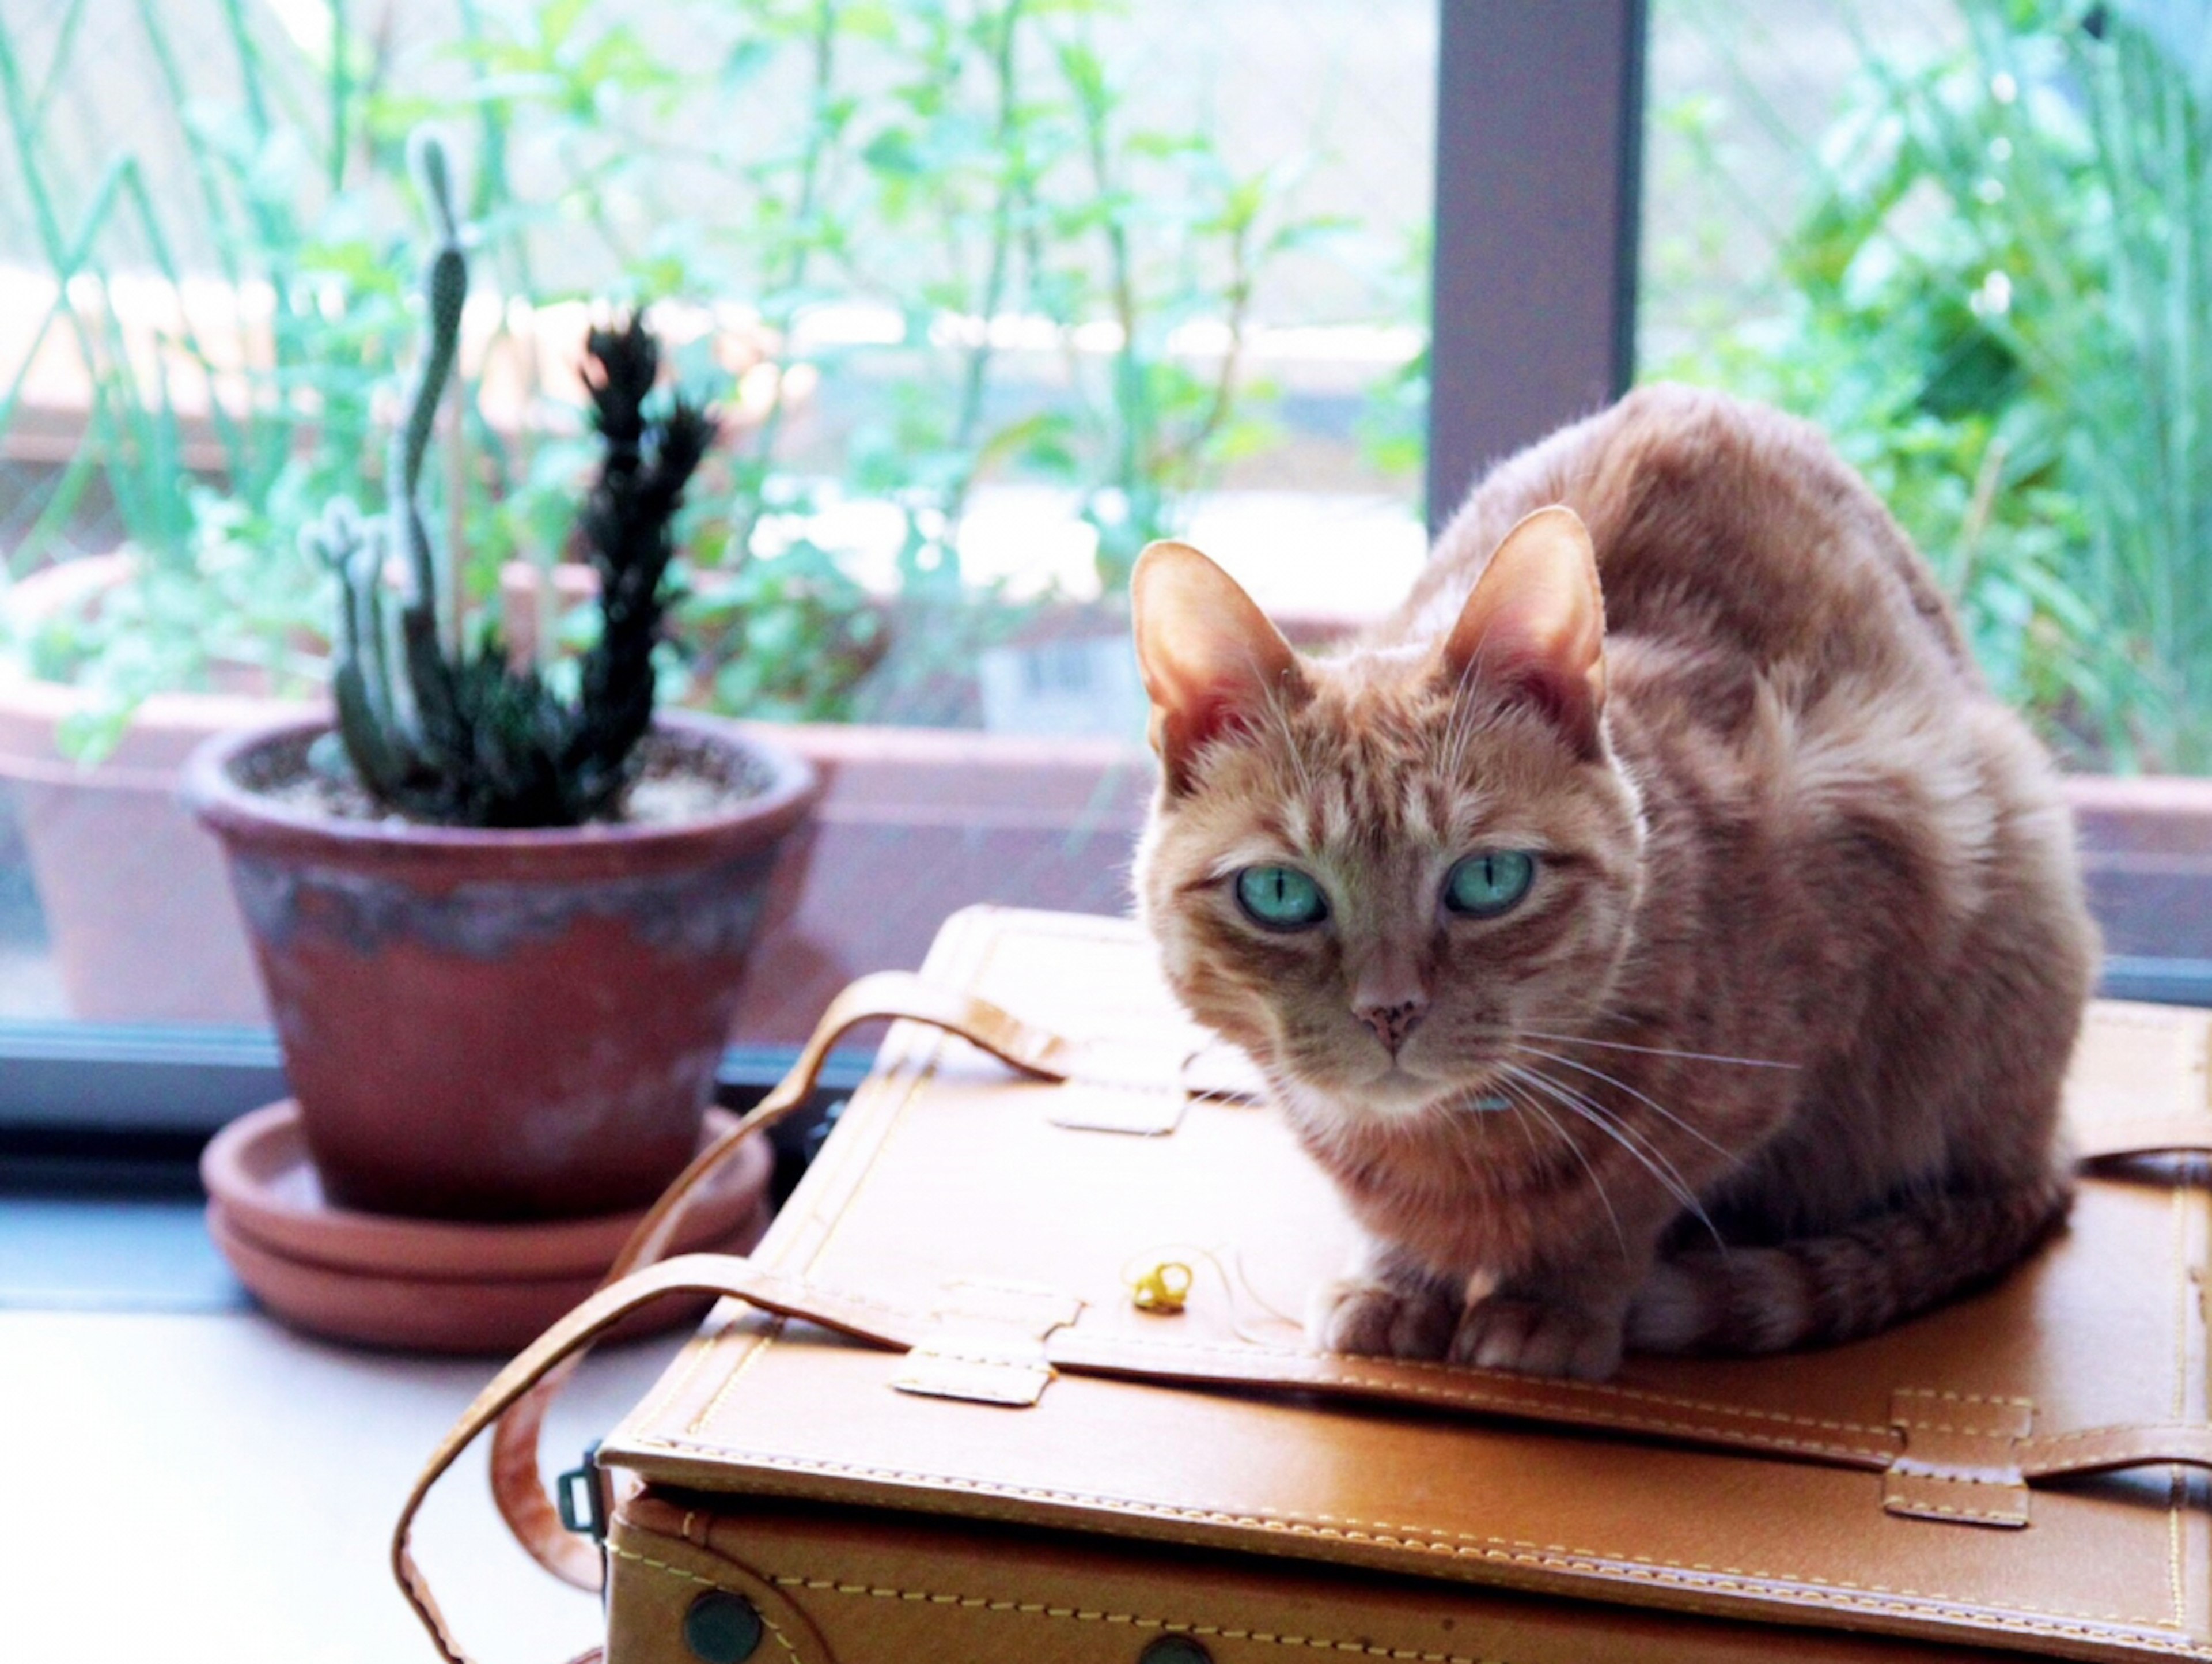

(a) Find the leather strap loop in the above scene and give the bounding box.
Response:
[2071,1114,2212,1162]
[396,970,1071,1664]
[2019,1423,2212,1477]
[394,1257,893,1664]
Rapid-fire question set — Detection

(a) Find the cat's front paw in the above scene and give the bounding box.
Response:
[1308,1277,1457,1360]
[1449,1296,1624,1381]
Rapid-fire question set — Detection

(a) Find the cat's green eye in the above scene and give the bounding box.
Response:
[1445,850,1537,918]
[1234,865,1330,929]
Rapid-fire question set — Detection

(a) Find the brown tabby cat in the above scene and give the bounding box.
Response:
[1130,383,2096,1381]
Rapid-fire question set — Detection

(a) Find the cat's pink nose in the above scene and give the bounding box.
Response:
[1358,999,1426,1054]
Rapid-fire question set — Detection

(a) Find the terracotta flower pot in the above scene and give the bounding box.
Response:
[183,711,819,1221]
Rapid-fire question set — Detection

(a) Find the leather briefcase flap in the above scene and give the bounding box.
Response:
[582,907,2212,1664]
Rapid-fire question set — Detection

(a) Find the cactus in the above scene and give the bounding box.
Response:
[310,132,718,828]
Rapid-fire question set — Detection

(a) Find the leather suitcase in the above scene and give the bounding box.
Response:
[402,905,2212,1663]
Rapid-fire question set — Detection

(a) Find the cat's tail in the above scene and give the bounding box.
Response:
[1625,1173,2073,1356]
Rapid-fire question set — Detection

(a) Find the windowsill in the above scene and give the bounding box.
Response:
[1,1204,684,1663]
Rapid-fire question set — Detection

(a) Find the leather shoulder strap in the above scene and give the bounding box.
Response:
[396,970,1071,1664]
[395,1256,880,1664]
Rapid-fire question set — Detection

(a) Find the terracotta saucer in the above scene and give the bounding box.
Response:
[206,1194,771,1353]
[200,1101,767,1278]
[200,1102,777,1353]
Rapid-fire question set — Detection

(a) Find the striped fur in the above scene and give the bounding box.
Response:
[1628,1175,2075,1354]
[1131,385,2098,1381]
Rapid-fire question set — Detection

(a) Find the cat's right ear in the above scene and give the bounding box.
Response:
[1132,540,1306,795]
[1440,505,1607,758]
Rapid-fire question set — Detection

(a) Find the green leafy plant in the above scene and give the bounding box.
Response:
[1651,0,2212,771]
[309,135,713,828]
[1,2,509,745]
[1038,24,1336,593]
[6,0,1380,745]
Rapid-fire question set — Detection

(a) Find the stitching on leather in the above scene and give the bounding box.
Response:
[1285,1394,1877,1463]
[1886,1469,2021,1493]
[768,1327,1888,1462]
[960,1342,1887,1461]
[2171,1178,2193,1630]
[688,1317,785,1438]
[2036,1428,2155,1449]
[866,1301,1896,1453]
[634,1321,721,1435]
[743,1557,2212,1655]
[1893,1419,2021,1439]
[2173,1470,2188,1632]
[1070,1334,1897,1445]
[2032,1427,2208,1452]
[798,1023,944,1281]
[762,1573,1507,1662]
[1881,1471,2029,1523]
[904,1347,1050,1372]
[793,907,1013,1280]
[635,1436,2189,1633]
[1882,1500,2028,1524]
[604,1544,804,1662]
[1892,1387,2035,1409]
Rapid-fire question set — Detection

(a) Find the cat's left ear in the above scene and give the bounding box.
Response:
[1132,540,1308,794]
[1441,505,1607,758]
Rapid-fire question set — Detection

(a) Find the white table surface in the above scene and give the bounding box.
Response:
[1,1304,687,1663]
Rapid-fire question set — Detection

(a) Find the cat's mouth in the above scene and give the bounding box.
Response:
[1362,1057,1512,1117]
[1274,1049,1519,1127]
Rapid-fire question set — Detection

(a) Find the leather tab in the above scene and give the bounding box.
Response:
[2063,1001,2212,1159]
[892,1337,1056,1406]
[892,1279,1084,1408]
[2073,1113,2212,1161]
[1884,1388,2033,1529]
[1047,1081,1187,1134]
[1046,1040,1188,1134]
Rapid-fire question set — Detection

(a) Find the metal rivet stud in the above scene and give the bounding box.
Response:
[1139,1639,1213,1664]
[683,1590,763,1663]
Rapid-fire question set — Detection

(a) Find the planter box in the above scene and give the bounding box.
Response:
[0,664,315,1023]
[0,557,1158,1034]
[0,664,1153,1035]
[2065,775,2212,963]
[726,723,1151,1043]
[3,555,2199,1039]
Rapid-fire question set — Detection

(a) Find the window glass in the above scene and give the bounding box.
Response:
[1645,0,2212,992]
[0,1,1435,1046]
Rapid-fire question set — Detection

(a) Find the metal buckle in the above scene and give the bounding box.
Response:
[555,1439,608,1542]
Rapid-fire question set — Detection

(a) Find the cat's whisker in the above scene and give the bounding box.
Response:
[1528,1068,1723,1249]
[1506,1066,1703,1222]
[1515,1027,1798,1071]
[1495,1073,1629,1259]
[1505,1061,1736,1264]
[1499,1087,1544,1164]
[1502,1062,1723,1251]
[1511,1061,1705,1200]
[1509,1044,1737,1162]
